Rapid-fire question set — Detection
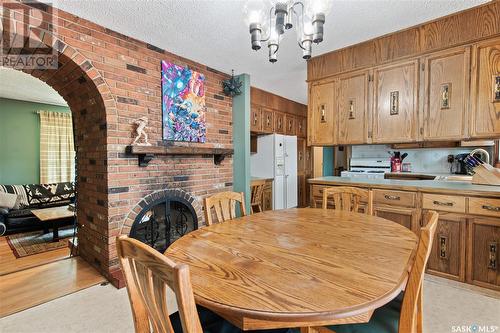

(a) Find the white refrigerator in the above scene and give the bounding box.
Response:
[251,134,297,209]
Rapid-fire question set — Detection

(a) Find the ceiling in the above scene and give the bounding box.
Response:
[5,1,490,105]
[0,67,68,106]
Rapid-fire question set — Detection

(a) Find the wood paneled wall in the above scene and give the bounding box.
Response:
[308,1,500,82]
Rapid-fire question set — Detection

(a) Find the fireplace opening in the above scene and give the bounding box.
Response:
[129,196,198,253]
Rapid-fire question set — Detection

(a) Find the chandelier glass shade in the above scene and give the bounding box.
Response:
[244,0,332,63]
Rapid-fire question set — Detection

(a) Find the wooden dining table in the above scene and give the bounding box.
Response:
[165,208,418,332]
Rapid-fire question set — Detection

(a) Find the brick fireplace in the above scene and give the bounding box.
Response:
[2,1,233,287]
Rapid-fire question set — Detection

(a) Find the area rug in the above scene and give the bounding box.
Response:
[6,228,76,258]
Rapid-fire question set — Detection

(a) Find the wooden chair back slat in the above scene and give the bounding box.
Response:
[117,235,203,333]
[399,211,439,333]
[250,180,266,213]
[204,191,246,225]
[322,186,373,215]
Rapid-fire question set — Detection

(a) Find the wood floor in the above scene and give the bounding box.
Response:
[0,235,71,275]
[0,257,105,318]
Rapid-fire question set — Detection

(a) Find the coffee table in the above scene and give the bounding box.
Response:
[31,205,75,242]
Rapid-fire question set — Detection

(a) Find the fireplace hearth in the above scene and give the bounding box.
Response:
[129,193,198,253]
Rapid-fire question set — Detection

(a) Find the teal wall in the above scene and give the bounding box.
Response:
[231,74,251,213]
[0,98,70,185]
[323,147,334,176]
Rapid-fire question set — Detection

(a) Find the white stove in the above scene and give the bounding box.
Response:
[340,158,391,179]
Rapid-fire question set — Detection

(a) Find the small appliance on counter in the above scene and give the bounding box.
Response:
[452,153,470,175]
[340,158,391,179]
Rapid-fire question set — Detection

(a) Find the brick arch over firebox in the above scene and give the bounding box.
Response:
[120,188,204,236]
[3,6,118,279]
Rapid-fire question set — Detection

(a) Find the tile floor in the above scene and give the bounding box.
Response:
[1,276,499,333]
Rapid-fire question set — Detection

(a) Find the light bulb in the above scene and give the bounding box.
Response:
[305,0,332,16]
[243,0,266,26]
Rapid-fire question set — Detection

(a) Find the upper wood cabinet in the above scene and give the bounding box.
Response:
[285,114,296,135]
[250,104,262,132]
[471,38,500,138]
[261,107,274,133]
[274,111,285,134]
[308,81,336,146]
[337,70,370,144]
[296,116,307,138]
[373,60,419,143]
[423,47,471,141]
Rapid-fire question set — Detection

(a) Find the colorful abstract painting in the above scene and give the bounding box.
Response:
[161,61,206,142]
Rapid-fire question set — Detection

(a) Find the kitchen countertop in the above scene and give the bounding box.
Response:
[308,176,500,197]
[384,172,473,181]
[251,177,273,182]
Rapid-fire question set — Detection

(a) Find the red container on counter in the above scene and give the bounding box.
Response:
[391,157,402,172]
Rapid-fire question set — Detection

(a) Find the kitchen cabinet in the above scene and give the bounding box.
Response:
[250,104,262,132]
[374,206,418,232]
[296,116,307,138]
[470,37,500,138]
[274,111,285,134]
[261,108,274,133]
[373,59,419,143]
[297,138,306,173]
[467,217,500,290]
[262,181,273,211]
[308,81,337,145]
[298,174,307,207]
[423,47,470,141]
[337,70,370,144]
[285,114,296,135]
[425,212,466,282]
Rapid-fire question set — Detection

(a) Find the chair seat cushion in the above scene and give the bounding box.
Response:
[326,292,403,333]
[170,305,291,333]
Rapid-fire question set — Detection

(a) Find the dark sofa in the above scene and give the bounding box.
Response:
[0,182,75,235]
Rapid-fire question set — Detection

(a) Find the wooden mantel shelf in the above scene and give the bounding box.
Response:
[126,145,234,167]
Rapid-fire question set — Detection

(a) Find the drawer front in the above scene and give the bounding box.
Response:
[422,194,466,213]
[373,189,416,207]
[469,197,500,218]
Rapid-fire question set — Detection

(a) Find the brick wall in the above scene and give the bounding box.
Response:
[1,1,233,287]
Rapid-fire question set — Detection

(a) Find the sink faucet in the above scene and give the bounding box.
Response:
[470,148,490,165]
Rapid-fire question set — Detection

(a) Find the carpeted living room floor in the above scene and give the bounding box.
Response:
[0,275,498,333]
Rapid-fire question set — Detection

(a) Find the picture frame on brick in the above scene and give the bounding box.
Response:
[161,60,206,142]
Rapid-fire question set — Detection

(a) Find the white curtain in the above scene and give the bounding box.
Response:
[39,111,75,183]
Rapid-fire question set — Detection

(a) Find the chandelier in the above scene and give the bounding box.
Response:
[244,0,332,63]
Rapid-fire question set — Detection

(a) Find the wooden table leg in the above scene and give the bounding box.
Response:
[300,328,319,333]
[300,327,336,333]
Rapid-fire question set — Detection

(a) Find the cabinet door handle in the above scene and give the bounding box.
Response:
[488,242,497,270]
[433,200,453,207]
[384,194,400,201]
[320,104,326,123]
[482,205,500,212]
[439,235,448,260]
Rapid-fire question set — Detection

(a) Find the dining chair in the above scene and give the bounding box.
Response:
[117,235,203,333]
[250,180,266,214]
[117,235,291,333]
[309,210,439,333]
[203,191,247,226]
[322,186,373,215]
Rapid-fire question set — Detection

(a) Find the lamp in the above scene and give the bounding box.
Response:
[244,0,332,63]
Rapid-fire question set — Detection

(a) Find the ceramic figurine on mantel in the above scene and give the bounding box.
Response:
[131,116,151,146]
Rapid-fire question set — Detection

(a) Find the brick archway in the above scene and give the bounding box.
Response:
[3,9,117,280]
